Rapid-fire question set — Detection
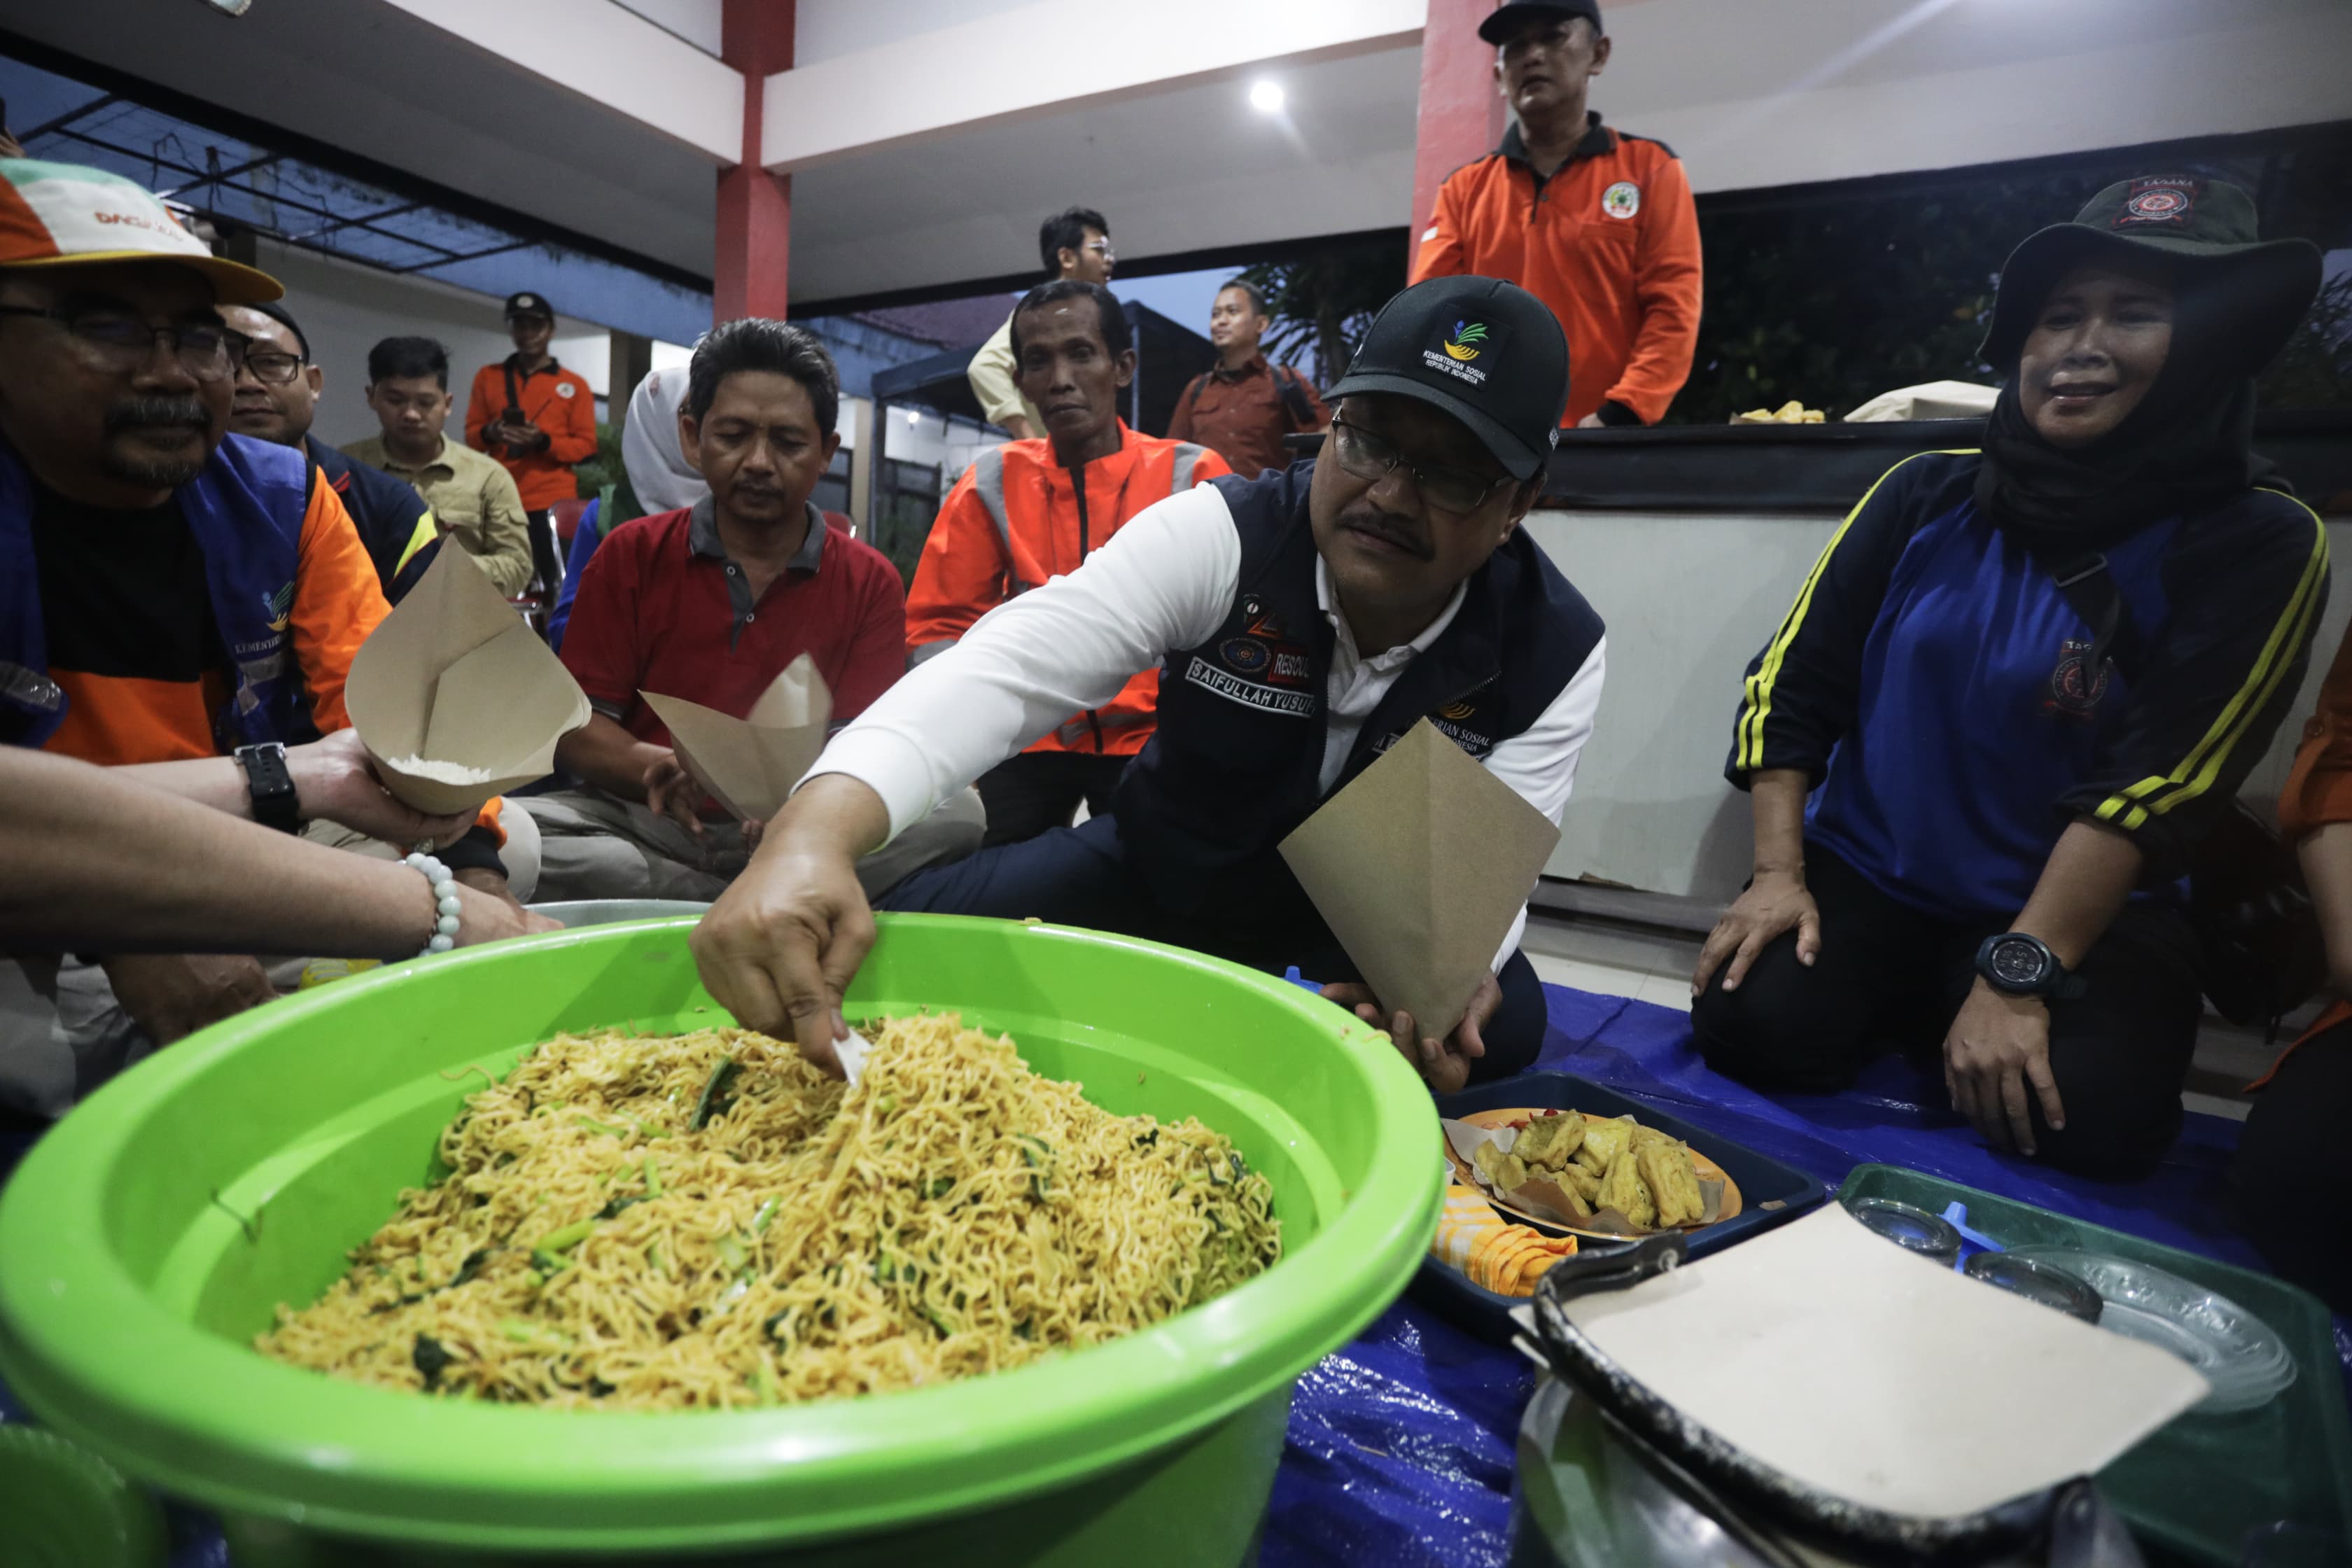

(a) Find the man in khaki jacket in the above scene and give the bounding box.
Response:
[965,206,1114,439]
[341,335,534,596]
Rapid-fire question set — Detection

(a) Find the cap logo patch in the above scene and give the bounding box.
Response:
[1602,181,1640,220]
[1425,319,1498,386]
[2117,178,2197,228]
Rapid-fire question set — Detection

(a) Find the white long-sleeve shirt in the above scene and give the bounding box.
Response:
[811,480,1606,964]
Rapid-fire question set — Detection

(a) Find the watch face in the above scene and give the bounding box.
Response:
[1987,937,2047,988]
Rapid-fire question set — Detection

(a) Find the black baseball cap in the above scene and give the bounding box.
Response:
[1979,177,2320,374]
[503,290,554,321]
[1326,276,1569,481]
[1478,0,1604,46]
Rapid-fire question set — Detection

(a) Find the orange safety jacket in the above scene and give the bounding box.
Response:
[464,356,598,512]
[906,424,1227,757]
[1412,113,1702,427]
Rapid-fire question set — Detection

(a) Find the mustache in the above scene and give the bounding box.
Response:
[105,396,211,433]
[1338,502,1435,561]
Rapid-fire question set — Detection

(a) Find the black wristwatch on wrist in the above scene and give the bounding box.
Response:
[1973,932,2087,1002]
[233,742,302,834]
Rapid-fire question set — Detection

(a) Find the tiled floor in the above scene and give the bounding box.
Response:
[1520,913,2258,1121]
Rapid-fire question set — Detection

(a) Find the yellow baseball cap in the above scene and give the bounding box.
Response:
[0,156,281,304]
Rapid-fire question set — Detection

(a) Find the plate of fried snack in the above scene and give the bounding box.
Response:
[1441,1107,1741,1237]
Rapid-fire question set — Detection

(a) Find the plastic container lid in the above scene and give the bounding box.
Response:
[2006,1247,2297,1415]
[1848,1198,1962,1263]
[0,1424,165,1567]
[1963,1252,2103,1323]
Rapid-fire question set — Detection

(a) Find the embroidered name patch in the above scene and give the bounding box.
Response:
[1185,657,1317,716]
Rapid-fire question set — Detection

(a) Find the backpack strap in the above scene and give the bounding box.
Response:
[1273,366,1316,430]
[2037,550,2146,686]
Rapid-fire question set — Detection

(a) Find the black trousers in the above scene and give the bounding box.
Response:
[2232,1022,2352,1313]
[881,813,1548,1082]
[1690,842,2203,1180]
[975,752,1133,848]
[524,507,563,602]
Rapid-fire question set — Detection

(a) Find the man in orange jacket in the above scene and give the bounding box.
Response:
[465,290,596,596]
[1412,0,1702,428]
[908,281,1226,845]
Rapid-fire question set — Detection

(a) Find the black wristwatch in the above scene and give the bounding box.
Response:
[1974,932,2087,1002]
[234,741,303,834]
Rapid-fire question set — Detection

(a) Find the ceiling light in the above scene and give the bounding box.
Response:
[906,409,922,424]
[1248,79,1284,114]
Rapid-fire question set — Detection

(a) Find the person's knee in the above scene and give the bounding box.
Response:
[1468,953,1548,1083]
[2029,1090,2182,1181]
[1689,944,1859,1091]
[2230,1046,2352,1311]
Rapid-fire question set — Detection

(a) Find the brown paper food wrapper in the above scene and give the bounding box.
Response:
[639,654,833,825]
[344,547,591,815]
[1280,720,1561,1039]
[1443,1115,1724,1237]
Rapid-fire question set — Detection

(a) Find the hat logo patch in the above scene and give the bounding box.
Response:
[1602,181,1640,220]
[1441,321,1488,362]
[2117,178,2197,227]
[1424,319,1498,386]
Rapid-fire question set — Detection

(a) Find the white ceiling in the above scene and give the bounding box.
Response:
[0,0,722,279]
[785,43,1422,303]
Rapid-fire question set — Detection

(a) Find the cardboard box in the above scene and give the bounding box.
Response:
[344,547,591,816]
[1280,718,1561,1037]
[639,654,831,824]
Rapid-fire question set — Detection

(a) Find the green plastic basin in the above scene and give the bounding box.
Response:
[0,915,1441,1564]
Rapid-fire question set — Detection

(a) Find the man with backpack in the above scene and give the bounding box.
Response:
[1170,279,1328,477]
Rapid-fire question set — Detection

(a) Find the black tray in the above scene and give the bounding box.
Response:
[1413,1071,1828,1342]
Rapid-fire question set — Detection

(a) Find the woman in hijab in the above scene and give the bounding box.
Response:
[550,367,710,648]
[1688,177,2325,1179]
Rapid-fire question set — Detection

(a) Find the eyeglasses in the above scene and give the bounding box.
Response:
[1086,240,1116,262]
[0,305,248,382]
[1326,417,1511,516]
[239,349,307,386]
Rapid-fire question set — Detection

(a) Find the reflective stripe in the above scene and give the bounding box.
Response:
[908,638,958,667]
[972,447,1012,554]
[1056,708,1154,749]
[394,510,438,575]
[2092,493,2330,832]
[1170,442,1210,492]
[1735,451,1971,773]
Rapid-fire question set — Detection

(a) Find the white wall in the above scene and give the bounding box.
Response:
[259,241,578,449]
[1524,505,2352,903]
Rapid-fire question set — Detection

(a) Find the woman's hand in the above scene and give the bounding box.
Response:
[288,731,473,848]
[1692,869,1820,996]
[1942,979,2066,1156]
[1320,972,1497,1095]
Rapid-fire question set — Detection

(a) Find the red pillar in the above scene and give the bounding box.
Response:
[716,0,794,323]
[1408,0,1506,265]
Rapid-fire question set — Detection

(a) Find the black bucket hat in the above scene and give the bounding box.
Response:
[1979,176,2320,373]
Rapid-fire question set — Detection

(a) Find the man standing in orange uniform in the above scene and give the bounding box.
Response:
[1412,0,1702,429]
[465,290,596,598]
[907,281,1226,846]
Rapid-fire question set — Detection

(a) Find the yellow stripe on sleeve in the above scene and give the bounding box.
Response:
[393,510,438,576]
[2091,494,2329,832]
[1735,451,1973,773]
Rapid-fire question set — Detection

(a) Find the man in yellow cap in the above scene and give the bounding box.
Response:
[0,158,519,1112]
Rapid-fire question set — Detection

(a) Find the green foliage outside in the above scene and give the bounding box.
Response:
[572,419,642,524]
[1239,239,1408,389]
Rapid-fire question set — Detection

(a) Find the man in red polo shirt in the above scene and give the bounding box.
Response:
[517,320,982,899]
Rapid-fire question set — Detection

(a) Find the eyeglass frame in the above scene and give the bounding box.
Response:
[1325,415,1516,517]
[237,346,309,386]
[0,303,250,382]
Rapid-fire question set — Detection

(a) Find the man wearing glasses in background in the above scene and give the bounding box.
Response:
[0,158,522,1104]
[218,299,443,602]
[694,276,1607,1094]
[966,206,1116,441]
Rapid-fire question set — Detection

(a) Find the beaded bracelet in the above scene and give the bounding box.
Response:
[403,852,461,957]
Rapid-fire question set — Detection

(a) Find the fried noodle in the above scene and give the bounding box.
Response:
[258,1015,1281,1410]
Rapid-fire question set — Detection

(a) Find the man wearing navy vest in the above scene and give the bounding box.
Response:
[696,276,1607,1093]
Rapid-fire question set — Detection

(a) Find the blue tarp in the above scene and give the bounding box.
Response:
[1261,983,2351,1568]
[3,983,2344,1568]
